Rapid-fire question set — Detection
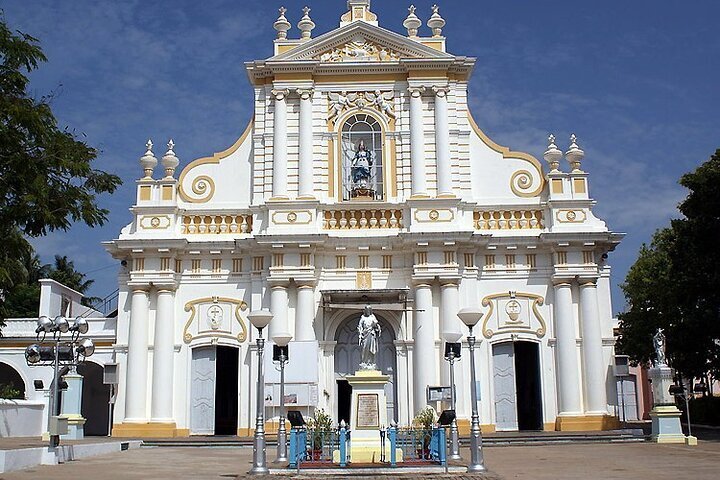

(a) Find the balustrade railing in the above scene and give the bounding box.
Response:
[323,209,403,230]
[181,213,253,234]
[474,210,544,230]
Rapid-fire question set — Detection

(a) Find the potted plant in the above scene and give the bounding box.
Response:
[412,406,437,459]
[307,408,333,460]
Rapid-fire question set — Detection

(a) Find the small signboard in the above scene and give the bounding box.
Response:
[427,386,453,402]
[356,393,380,428]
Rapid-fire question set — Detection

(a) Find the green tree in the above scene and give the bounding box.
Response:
[617,149,720,379]
[1,252,48,318]
[0,14,121,325]
[2,253,99,318]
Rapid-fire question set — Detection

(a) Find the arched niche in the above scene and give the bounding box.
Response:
[0,362,26,399]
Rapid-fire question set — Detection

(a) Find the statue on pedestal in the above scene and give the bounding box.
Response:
[653,328,667,366]
[357,305,381,370]
[351,140,374,191]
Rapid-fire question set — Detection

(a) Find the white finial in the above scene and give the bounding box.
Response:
[161,139,179,179]
[298,6,315,40]
[139,139,158,179]
[274,6,291,40]
[427,5,445,37]
[543,133,562,172]
[340,419,346,428]
[403,5,422,38]
[565,133,585,172]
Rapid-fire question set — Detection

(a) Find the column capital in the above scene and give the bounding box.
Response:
[296,88,314,100]
[408,86,425,97]
[439,279,459,288]
[129,285,150,293]
[552,278,573,287]
[431,85,450,97]
[271,88,290,100]
[578,277,599,287]
[156,287,177,294]
[296,282,317,289]
[269,282,289,290]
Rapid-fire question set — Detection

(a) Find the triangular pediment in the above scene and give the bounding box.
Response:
[269,21,455,63]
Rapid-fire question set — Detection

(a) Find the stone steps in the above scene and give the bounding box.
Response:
[142,429,646,448]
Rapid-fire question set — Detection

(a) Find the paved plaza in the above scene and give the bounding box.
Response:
[1,440,718,480]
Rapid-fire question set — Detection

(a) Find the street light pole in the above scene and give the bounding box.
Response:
[25,315,93,450]
[272,332,292,464]
[457,307,486,473]
[442,333,462,461]
[50,337,61,448]
[248,310,273,475]
[447,347,460,459]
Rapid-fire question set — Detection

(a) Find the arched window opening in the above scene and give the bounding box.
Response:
[341,114,384,201]
[0,362,26,399]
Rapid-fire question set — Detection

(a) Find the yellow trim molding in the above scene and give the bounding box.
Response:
[468,112,545,198]
[112,422,186,438]
[480,292,547,339]
[177,119,254,203]
[555,415,620,431]
[183,297,249,344]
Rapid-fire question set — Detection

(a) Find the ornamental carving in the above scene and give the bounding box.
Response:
[480,292,547,339]
[183,296,248,344]
[328,91,395,122]
[318,37,400,63]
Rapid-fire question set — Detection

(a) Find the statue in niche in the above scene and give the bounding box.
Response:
[653,328,667,366]
[357,305,381,370]
[351,139,374,191]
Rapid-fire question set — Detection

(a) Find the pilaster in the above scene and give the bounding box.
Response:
[408,86,428,198]
[271,89,290,200]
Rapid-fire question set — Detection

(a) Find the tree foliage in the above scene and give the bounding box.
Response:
[617,149,720,378]
[0,13,121,323]
[1,253,97,318]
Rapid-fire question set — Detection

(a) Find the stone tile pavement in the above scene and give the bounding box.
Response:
[0,441,718,479]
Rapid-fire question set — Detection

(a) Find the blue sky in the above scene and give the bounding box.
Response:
[5,1,719,314]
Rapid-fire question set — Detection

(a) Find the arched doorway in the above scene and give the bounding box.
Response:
[189,345,239,435]
[0,362,26,399]
[334,313,397,424]
[492,341,543,431]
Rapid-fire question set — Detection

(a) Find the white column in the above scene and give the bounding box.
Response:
[272,89,289,199]
[297,89,314,199]
[295,284,316,341]
[440,282,461,385]
[125,287,150,422]
[151,288,175,423]
[413,283,435,412]
[554,281,582,415]
[579,279,608,414]
[433,86,453,197]
[270,284,289,338]
[408,87,427,197]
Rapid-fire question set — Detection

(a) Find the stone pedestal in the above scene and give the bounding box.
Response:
[649,365,685,444]
[346,370,396,463]
[59,370,85,440]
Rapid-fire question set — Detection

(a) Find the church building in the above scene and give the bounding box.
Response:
[105,1,623,437]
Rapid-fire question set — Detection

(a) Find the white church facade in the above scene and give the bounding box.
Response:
[105,1,623,437]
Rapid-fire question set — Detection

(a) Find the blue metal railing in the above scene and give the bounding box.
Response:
[288,425,351,468]
[387,426,446,466]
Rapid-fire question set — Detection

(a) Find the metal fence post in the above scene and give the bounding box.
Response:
[389,425,397,467]
[339,424,347,467]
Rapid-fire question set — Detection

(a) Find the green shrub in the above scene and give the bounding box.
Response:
[0,383,22,399]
